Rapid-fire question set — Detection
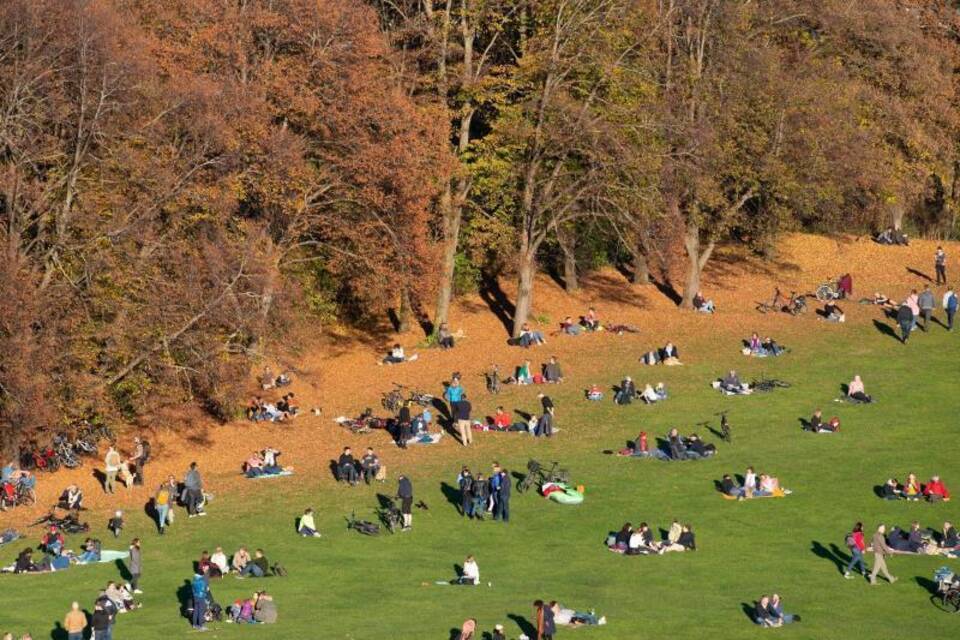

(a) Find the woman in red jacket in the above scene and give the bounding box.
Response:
[924,475,951,502]
[844,522,867,579]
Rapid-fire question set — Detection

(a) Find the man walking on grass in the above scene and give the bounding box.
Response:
[918,285,935,331]
[935,246,947,285]
[869,524,898,585]
[943,286,957,331]
[455,394,473,446]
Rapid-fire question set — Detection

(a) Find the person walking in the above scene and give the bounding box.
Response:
[935,246,947,285]
[397,474,414,531]
[443,378,464,420]
[843,522,867,579]
[455,394,473,446]
[191,571,209,630]
[943,286,957,331]
[918,285,935,331]
[128,538,142,594]
[869,524,898,585]
[154,482,172,534]
[896,302,913,344]
[103,446,121,495]
[184,462,204,518]
[63,601,86,640]
[129,437,145,486]
[91,603,111,640]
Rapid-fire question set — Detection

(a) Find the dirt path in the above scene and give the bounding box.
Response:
[1,233,952,526]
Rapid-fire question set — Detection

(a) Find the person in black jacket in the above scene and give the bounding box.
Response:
[91,603,112,638]
[471,473,489,520]
[896,303,914,343]
[494,468,511,523]
[667,428,687,460]
[397,475,413,531]
[337,447,358,485]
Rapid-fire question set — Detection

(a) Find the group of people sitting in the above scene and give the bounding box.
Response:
[753,594,799,627]
[743,333,785,357]
[246,393,298,422]
[803,409,840,433]
[503,357,564,385]
[336,447,382,486]
[716,370,751,395]
[640,343,682,366]
[613,378,668,405]
[721,467,791,500]
[559,308,602,336]
[242,448,291,478]
[873,226,909,245]
[607,520,696,555]
[880,474,950,501]
[621,429,715,461]
[198,546,273,579]
[227,590,277,624]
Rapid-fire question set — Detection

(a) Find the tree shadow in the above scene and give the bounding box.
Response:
[872,319,901,342]
[652,279,682,306]
[440,483,463,515]
[810,540,847,574]
[478,277,515,336]
[507,614,537,638]
[906,267,932,282]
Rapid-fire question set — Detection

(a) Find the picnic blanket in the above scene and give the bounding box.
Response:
[77,550,129,565]
[247,470,294,479]
[403,433,443,446]
[721,488,788,500]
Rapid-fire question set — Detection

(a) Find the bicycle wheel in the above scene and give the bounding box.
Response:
[932,591,960,613]
[815,285,830,301]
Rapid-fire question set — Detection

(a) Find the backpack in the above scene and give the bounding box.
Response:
[141,440,151,463]
[845,534,856,548]
[271,563,287,577]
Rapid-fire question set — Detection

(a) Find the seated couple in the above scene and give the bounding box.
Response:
[881,474,950,501]
[803,410,839,433]
[57,485,84,510]
[640,343,681,366]
[509,358,564,384]
[488,407,532,432]
[337,447,381,485]
[259,367,291,390]
[229,590,277,624]
[516,323,546,347]
[607,520,695,555]
[721,467,790,500]
[744,333,785,357]
[874,227,909,246]
[232,547,271,578]
[626,429,712,460]
[754,594,799,627]
[559,308,602,335]
[716,370,751,395]
[382,343,418,365]
[246,394,298,422]
[243,448,290,477]
[614,377,667,405]
[845,375,872,403]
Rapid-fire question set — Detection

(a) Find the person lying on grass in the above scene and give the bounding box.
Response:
[640,383,668,404]
[822,300,845,323]
[886,523,928,554]
[551,601,606,627]
[560,316,582,335]
[641,343,681,365]
[845,375,872,403]
[667,429,715,460]
[243,449,289,478]
[804,409,840,433]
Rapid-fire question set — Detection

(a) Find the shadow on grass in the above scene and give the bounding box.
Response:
[440,483,462,515]
[478,277,515,337]
[507,613,537,638]
[872,319,901,342]
[906,267,932,282]
[916,575,939,595]
[740,602,756,623]
[810,540,849,575]
[176,579,193,621]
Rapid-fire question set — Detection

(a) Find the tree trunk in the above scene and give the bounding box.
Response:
[513,247,537,338]
[632,251,649,285]
[563,246,578,293]
[398,287,412,334]
[680,221,714,309]
[433,183,462,330]
[891,203,905,231]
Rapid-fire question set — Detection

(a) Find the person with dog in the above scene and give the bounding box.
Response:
[397,475,414,531]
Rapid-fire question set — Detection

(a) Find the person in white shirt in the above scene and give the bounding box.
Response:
[458,555,480,585]
[744,467,757,497]
[210,546,229,575]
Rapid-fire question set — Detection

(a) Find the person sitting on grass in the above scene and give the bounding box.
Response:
[210,547,229,576]
[667,428,687,460]
[543,356,564,383]
[514,360,533,385]
[360,448,381,484]
[199,550,222,578]
[276,393,298,419]
[254,591,277,624]
[237,549,269,578]
[755,474,791,497]
[560,316,582,336]
[40,525,64,556]
[382,343,417,365]
[437,322,455,350]
[298,508,321,538]
[924,475,951,502]
[231,547,251,574]
[337,447,358,486]
[661,524,696,553]
[230,596,255,623]
[719,370,750,395]
[628,522,663,555]
[684,434,714,459]
[660,342,681,364]
[767,594,799,626]
[846,375,872,403]
[586,384,604,401]
[823,300,845,323]
[518,323,546,347]
[608,523,633,553]
[881,478,902,500]
[614,377,636,405]
[900,473,921,501]
[640,383,662,404]
[58,485,83,511]
[940,522,960,552]
[805,409,839,433]
[693,291,715,313]
[583,307,601,331]
[455,555,480,585]
[754,596,779,627]
[721,474,746,499]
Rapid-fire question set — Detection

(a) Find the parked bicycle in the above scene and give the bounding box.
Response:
[346,512,381,536]
[517,459,570,493]
[815,279,841,301]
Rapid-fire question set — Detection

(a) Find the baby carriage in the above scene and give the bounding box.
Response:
[933,566,960,613]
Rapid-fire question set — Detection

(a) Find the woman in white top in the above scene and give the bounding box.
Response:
[744,467,757,497]
[458,555,480,585]
[210,546,229,574]
[298,508,321,538]
[640,384,659,404]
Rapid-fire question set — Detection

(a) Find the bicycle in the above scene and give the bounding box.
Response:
[815,279,841,301]
[756,288,786,314]
[517,459,570,493]
[750,376,791,392]
[785,292,807,315]
[381,384,406,413]
[932,568,960,613]
[377,499,403,534]
[346,512,381,536]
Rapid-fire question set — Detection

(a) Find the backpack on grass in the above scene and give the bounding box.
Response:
[271,563,287,577]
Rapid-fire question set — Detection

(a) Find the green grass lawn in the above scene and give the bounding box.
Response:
[2,317,958,639]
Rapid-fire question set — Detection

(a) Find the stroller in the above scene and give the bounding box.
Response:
[933,566,960,613]
[185,588,224,623]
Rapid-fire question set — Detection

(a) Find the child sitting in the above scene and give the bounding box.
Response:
[108,511,124,539]
[231,598,255,624]
[586,384,603,401]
